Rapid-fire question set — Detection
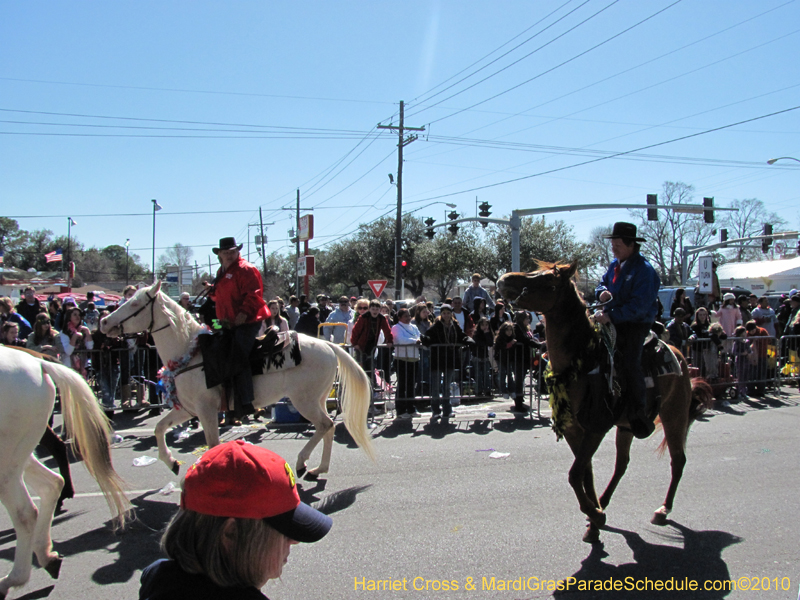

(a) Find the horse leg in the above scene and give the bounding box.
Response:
[567,431,607,535]
[296,409,334,477]
[153,408,191,474]
[39,425,74,509]
[0,469,39,598]
[22,455,63,579]
[196,399,221,449]
[599,427,634,510]
[652,421,687,525]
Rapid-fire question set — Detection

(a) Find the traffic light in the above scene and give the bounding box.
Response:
[703,197,714,224]
[401,260,408,276]
[478,201,492,228]
[424,217,435,239]
[448,211,459,235]
[762,223,773,253]
[646,194,658,221]
[720,228,728,243]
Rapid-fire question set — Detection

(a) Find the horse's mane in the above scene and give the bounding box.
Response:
[158,292,204,346]
[533,259,582,284]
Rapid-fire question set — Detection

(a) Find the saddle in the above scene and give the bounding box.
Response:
[198,326,298,391]
[578,329,679,434]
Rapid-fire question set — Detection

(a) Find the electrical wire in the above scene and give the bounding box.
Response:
[407,103,800,203]
[409,0,589,107]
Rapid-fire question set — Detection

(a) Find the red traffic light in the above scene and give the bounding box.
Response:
[401,260,407,267]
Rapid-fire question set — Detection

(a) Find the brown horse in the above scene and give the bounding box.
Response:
[497,261,712,542]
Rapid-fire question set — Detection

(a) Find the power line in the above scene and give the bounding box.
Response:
[408,103,800,202]
[414,0,797,145]
[410,0,683,125]
[410,0,589,107]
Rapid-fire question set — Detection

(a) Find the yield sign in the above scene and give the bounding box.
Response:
[367,280,388,298]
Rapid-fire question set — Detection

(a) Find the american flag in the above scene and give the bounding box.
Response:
[45,249,63,263]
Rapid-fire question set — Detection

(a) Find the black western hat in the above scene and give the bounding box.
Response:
[604,222,646,243]
[212,237,244,254]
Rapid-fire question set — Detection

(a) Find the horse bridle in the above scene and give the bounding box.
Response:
[113,291,171,337]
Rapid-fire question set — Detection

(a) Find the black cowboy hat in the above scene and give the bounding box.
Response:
[212,237,243,254]
[603,222,646,242]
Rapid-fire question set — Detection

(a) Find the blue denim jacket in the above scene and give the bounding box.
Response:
[595,252,660,325]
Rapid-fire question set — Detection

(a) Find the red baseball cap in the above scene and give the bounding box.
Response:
[181,440,332,543]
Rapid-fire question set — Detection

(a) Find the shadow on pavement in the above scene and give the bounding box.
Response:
[553,521,742,599]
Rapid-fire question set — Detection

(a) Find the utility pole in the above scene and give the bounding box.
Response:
[259,207,268,276]
[295,189,300,296]
[378,101,425,300]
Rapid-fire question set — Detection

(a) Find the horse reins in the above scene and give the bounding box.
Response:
[114,291,171,337]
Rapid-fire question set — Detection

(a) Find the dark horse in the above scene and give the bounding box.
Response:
[498,262,712,543]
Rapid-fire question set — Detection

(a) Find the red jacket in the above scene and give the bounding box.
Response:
[350,313,393,352]
[211,257,269,324]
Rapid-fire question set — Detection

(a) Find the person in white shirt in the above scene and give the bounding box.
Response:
[391,308,421,418]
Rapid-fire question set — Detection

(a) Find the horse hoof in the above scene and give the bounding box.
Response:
[583,526,601,544]
[44,554,63,579]
[171,460,182,475]
[651,508,669,525]
[588,510,606,529]
[296,465,307,477]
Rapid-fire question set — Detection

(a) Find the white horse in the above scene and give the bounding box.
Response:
[0,346,130,600]
[100,281,375,476]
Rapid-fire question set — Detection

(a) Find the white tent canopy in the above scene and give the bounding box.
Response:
[716,256,800,293]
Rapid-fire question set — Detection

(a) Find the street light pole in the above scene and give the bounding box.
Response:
[125,238,130,286]
[767,156,800,165]
[151,199,162,282]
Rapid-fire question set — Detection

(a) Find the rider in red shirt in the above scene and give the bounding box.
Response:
[209,237,269,415]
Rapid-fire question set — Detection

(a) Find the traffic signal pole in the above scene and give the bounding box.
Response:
[428,202,736,273]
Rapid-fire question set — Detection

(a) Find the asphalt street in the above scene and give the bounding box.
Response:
[2,390,798,600]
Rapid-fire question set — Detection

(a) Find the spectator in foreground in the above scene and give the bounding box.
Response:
[139,440,332,600]
[0,296,32,340]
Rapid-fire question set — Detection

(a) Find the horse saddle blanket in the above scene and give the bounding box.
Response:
[578,331,681,434]
[198,327,302,390]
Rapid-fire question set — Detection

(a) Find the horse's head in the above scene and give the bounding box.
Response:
[100,281,162,337]
[497,261,578,313]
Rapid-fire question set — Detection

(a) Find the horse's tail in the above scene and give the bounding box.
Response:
[328,344,376,462]
[41,361,131,528]
[688,377,714,421]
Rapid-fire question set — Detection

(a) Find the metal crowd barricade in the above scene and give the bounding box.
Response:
[685,334,780,401]
[73,344,166,410]
[329,340,545,418]
[778,334,800,387]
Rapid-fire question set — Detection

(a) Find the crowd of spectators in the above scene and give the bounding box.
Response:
[657,287,800,405]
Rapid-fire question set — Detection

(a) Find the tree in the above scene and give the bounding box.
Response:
[416,225,482,301]
[486,216,593,275]
[630,181,715,285]
[719,198,788,262]
[0,218,27,267]
[262,251,297,299]
[157,243,194,276]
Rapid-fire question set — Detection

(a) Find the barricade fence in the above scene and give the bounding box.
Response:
[72,345,164,409]
[61,332,799,415]
[683,334,784,399]
[341,342,547,417]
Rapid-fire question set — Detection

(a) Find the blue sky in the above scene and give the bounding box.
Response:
[2,0,799,272]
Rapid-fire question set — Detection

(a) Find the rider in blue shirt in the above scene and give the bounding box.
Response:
[595,222,660,439]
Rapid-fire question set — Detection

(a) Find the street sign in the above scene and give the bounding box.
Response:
[698,255,714,294]
[368,280,388,298]
[298,215,314,241]
[297,255,315,277]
